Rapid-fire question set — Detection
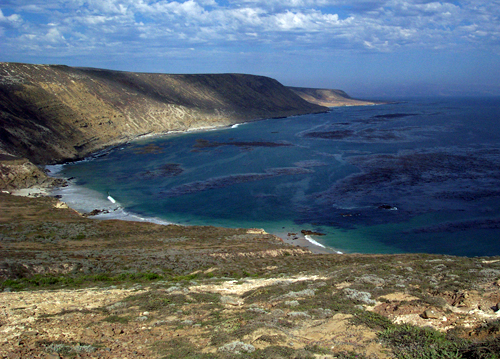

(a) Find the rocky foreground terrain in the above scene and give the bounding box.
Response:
[1,194,500,358]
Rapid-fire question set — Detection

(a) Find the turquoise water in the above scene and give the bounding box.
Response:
[51,97,500,256]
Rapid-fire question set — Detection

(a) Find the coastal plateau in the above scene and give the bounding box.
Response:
[288,87,382,107]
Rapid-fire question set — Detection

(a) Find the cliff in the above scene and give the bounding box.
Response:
[0,154,63,191]
[0,63,327,165]
[289,86,382,107]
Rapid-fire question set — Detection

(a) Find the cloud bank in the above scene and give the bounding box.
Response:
[2,1,499,55]
[1,1,499,96]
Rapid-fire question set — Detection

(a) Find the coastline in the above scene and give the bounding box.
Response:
[8,175,343,255]
[9,106,389,255]
[278,231,343,255]
[37,117,338,254]
[46,176,334,254]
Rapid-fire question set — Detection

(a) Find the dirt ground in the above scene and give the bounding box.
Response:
[1,194,500,358]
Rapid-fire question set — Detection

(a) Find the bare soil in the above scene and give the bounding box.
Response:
[1,194,500,358]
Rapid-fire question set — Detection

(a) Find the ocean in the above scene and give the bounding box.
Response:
[49,97,500,256]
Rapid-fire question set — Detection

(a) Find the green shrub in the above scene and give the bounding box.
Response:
[380,325,461,359]
[351,310,394,330]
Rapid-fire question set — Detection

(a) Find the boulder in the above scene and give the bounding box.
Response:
[422,309,440,319]
[218,341,255,354]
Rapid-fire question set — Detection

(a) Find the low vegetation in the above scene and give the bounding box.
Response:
[1,193,500,358]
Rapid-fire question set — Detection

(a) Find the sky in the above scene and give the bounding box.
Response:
[1,0,500,98]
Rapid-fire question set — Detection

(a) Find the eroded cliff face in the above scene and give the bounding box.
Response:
[0,155,63,191]
[0,63,327,165]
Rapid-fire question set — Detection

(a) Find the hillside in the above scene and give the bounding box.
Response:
[1,194,500,358]
[289,87,382,107]
[0,63,327,165]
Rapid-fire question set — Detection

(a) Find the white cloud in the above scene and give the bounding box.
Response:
[0,9,22,26]
[1,0,500,59]
[270,10,342,31]
[44,27,65,43]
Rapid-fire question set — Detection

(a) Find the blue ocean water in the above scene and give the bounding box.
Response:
[51,97,500,256]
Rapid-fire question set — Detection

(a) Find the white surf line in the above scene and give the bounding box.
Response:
[304,235,326,248]
[305,235,344,254]
[230,122,247,129]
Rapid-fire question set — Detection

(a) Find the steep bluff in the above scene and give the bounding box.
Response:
[289,86,381,107]
[0,62,327,165]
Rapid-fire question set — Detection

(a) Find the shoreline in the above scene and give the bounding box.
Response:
[11,113,364,255]
[47,177,335,254]
[10,181,343,255]
[280,232,343,255]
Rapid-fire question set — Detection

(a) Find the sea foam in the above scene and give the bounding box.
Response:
[50,179,172,225]
[305,235,343,254]
[304,235,326,248]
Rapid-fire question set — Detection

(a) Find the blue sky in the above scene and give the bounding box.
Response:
[1,0,499,98]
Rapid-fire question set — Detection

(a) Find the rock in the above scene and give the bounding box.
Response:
[247,228,267,235]
[301,230,325,236]
[284,300,300,307]
[422,309,440,319]
[278,289,316,301]
[221,296,241,306]
[102,327,114,337]
[357,274,385,286]
[218,341,255,354]
[479,269,500,278]
[107,301,126,311]
[270,309,285,318]
[83,328,97,338]
[311,308,333,319]
[248,307,268,314]
[54,200,69,209]
[165,286,181,293]
[287,311,311,319]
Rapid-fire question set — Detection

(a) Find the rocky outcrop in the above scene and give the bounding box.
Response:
[0,154,64,191]
[0,62,327,165]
